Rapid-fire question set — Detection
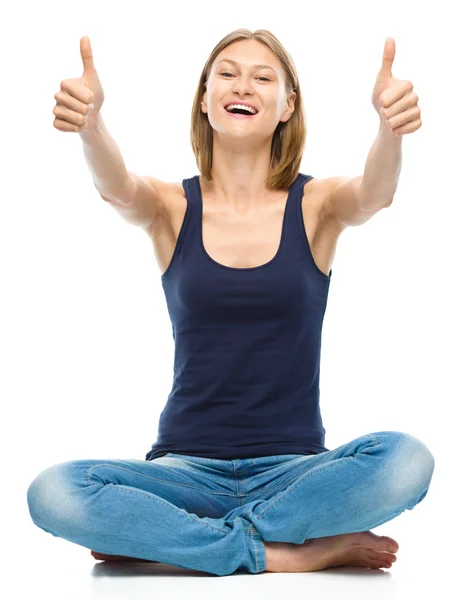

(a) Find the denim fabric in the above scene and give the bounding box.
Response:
[27,430,434,576]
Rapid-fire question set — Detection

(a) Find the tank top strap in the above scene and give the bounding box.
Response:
[180,175,198,240]
[281,172,315,259]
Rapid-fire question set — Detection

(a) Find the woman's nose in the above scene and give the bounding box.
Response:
[232,77,255,95]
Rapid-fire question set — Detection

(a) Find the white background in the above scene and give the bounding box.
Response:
[2,0,468,597]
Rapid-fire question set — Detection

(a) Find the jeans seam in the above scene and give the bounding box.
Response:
[249,527,262,573]
[233,459,257,476]
[250,529,258,572]
[362,434,379,454]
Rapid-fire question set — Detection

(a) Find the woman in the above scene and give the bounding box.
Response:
[28,29,434,576]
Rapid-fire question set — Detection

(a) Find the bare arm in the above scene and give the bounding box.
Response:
[80,113,162,229]
[80,113,130,201]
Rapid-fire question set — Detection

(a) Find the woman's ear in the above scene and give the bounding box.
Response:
[280,92,296,123]
[201,91,207,114]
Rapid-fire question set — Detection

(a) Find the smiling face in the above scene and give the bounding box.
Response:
[201,39,296,141]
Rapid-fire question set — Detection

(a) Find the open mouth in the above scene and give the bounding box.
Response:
[224,105,258,117]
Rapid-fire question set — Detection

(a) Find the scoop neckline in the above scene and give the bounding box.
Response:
[196,175,296,272]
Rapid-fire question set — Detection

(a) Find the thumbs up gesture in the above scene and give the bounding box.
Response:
[53,36,105,133]
[371,38,422,136]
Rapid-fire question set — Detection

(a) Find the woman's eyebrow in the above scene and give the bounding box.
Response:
[215,58,276,72]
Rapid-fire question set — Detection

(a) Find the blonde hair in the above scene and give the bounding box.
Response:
[190,29,307,190]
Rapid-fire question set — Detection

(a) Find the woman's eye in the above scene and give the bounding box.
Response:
[220,72,270,82]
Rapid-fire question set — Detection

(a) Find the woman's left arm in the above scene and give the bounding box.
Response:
[360,37,422,211]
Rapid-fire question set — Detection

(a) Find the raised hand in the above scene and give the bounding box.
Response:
[53,36,105,133]
[371,37,422,137]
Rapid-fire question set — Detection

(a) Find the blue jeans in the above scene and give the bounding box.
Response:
[26,430,434,577]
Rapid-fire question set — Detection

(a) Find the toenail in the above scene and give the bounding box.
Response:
[388,545,396,552]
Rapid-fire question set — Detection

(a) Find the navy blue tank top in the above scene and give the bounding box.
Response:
[145,172,332,461]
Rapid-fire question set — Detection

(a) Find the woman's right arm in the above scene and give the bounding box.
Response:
[54,36,166,231]
[79,112,130,203]
[80,117,169,231]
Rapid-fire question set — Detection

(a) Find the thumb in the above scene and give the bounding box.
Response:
[80,36,96,78]
[378,37,395,80]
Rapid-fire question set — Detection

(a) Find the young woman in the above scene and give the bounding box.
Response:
[28,30,434,576]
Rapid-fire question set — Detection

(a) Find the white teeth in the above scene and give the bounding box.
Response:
[225,103,257,114]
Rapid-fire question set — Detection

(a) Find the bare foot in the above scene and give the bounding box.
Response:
[91,551,159,563]
[265,531,399,573]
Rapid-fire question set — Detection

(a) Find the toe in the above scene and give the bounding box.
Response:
[381,536,399,552]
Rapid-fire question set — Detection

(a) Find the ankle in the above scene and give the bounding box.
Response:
[264,541,296,573]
